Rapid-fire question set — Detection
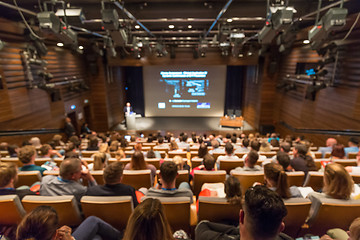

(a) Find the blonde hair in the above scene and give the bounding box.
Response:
[115,149,125,161]
[323,163,353,199]
[173,155,184,170]
[99,143,109,153]
[123,198,174,240]
[19,146,36,164]
[93,152,107,170]
[0,162,17,187]
[109,141,119,152]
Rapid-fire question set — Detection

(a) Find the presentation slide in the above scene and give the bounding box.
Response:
[143,65,226,117]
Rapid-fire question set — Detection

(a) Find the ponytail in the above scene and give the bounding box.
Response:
[276,170,291,199]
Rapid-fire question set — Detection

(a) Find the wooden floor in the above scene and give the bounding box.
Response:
[112,117,253,132]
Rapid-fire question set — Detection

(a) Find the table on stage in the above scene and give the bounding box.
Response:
[219,116,243,129]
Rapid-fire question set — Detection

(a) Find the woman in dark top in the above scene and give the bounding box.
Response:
[291,144,317,176]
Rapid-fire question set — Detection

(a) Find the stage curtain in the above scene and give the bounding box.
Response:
[124,66,145,116]
[224,66,245,115]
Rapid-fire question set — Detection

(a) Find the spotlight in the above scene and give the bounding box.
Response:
[57,42,64,47]
[78,46,84,50]
[188,25,192,29]
[271,7,295,31]
[101,8,119,30]
[258,25,276,44]
[303,40,310,44]
[37,11,61,33]
[168,25,175,29]
[135,25,140,29]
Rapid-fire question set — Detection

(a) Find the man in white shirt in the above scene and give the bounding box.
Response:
[217,142,240,166]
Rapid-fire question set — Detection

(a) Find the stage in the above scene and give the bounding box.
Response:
[112,117,254,132]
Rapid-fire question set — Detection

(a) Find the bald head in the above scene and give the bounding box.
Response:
[326,138,337,147]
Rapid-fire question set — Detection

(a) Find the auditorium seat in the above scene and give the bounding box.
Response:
[34,158,51,166]
[81,196,134,230]
[314,152,322,159]
[191,158,203,169]
[168,151,187,159]
[333,159,357,168]
[0,195,26,226]
[324,152,331,158]
[145,159,160,169]
[153,147,169,153]
[212,152,225,160]
[156,169,189,188]
[119,158,131,166]
[144,196,192,233]
[43,170,59,176]
[314,160,322,171]
[303,171,323,192]
[282,198,312,238]
[305,198,360,236]
[348,152,358,159]
[81,151,98,158]
[219,159,244,174]
[198,196,241,224]
[90,170,105,185]
[22,195,82,226]
[0,157,22,167]
[260,151,277,158]
[286,171,305,187]
[234,152,246,158]
[0,150,8,157]
[193,170,226,196]
[121,169,152,189]
[15,171,42,188]
[230,171,264,194]
[350,173,360,184]
[142,143,157,147]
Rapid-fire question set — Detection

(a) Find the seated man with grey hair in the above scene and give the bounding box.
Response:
[40,158,96,200]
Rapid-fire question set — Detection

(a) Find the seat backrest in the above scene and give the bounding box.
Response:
[43,170,59,176]
[156,169,189,188]
[313,160,322,171]
[193,170,226,196]
[168,151,187,159]
[234,152,246,158]
[283,198,312,238]
[191,158,203,169]
[230,171,264,194]
[144,196,191,233]
[22,195,82,226]
[145,159,160,169]
[121,169,152,189]
[15,171,42,188]
[90,170,105,185]
[0,158,23,167]
[348,152,357,159]
[303,171,323,191]
[198,196,241,224]
[260,151,277,158]
[351,173,360,184]
[333,159,357,168]
[219,159,244,174]
[0,195,26,225]
[34,158,51,166]
[119,158,131,166]
[314,152,322,159]
[81,196,134,230]
[212,152,225,160]
[286,171,305,187]
[81,151,98,158]
[308,198,360,236]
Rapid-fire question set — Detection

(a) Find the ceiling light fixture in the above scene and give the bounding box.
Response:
[226,19,233,23]
[57,42,64,47]
[188,25,192,29]
[78,45,84,50]
[135,25,140,29]
[169,24,175,29]
[303,40,310,44]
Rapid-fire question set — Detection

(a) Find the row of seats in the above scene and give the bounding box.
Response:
[2,193,360,237]
[14,168,360,196]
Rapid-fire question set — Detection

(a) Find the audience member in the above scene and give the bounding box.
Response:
[264,163,301,198]
[191,154,216,177]
[345,137,359,158]
[39,144,62,159]
[52,134,65,147]
[242,140,266,161]
[217,142,240,166]
[81,122,92,135]
[233,150,261,172]
[7,144,19,157]
[86,162,138,207]
[123,198,175,240]
[86,136,99,151]
[209,140,224,154]
[29,137,41,148]
[224,175,242,205]
[145,161,193,203]
[16,206,121,240]
[235,138,250,153]
[109,140,119,152]
[0,162,36,199]
[195,185,289,240]
[260,141,271,152]
[276,151,292,172]
[154,137,170,149]
[124,151,156,183]
[307,163,355,225]
[291,144,316,177]
[330,144,346,160]
[197,143,209,158]
[18,145,47,175]
[40,158,96,200]
[319,138,337,158]
[177,134,190,151]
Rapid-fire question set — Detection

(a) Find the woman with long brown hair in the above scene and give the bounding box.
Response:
[123,198,175,240]
[264,163,302,198]
[124,150,156,182]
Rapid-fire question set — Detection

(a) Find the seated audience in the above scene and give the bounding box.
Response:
[109,140,119,152]
[123,198,179,240]
[242,140,266,161]
[114,148,125,161]
[124,151,156,182]
[52,134,65,147]
[290,144,316,176]
[319,138,337,158]
[209,140,224,154]
[345,137,359,158]
[29,137,41,148]
[329,144,346,160]
[217,142,240,164]
[154,137,170,149]
[86,162,138,207]
[234,138,250,153]
[276,151,293,172]
[40,158,96,200]
[0,162,36,199]
[196,143,209,159]
[39,144,62,159]
[195,185,289,240]
[191,154,217,177]
[145,161,193,203]
[18,145,47,176]
[264,163,302,198]
[260,141,271,152]
[7,144,19,157]
[307,163,355,225]
[232,150,261,172]
[89,152,108,171]
[86,136,99,151]
[177,134,190,152]
[16,206,121,240]
[270,138,280,148]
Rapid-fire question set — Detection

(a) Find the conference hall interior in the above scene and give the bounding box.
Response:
[0,0,360,239]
